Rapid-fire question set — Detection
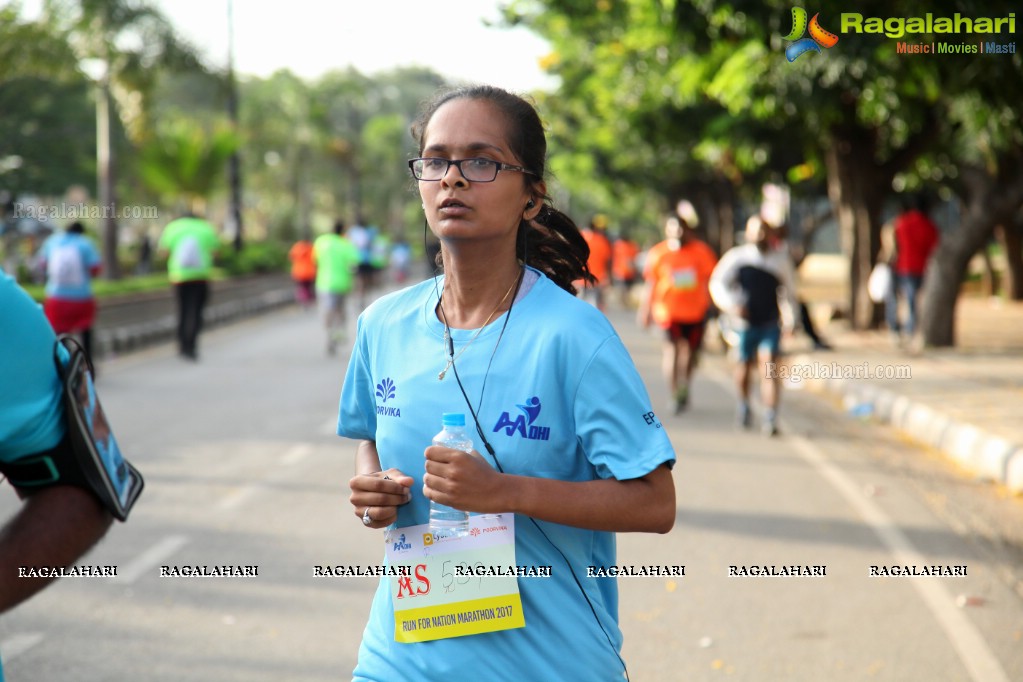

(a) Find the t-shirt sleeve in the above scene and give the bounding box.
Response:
[573,333,676,481]
[204,226,221,254]
[642,245,661,281]
[0,275,66,462]
[84,241,102,269]
[709,248,743,313]
[701,243,719,278]
[337,316,378,442]
[157,225,174,252]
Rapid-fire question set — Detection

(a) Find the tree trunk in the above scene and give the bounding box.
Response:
[918,217,990,347]
[683,185,724,254]
[920,159,1023,346]
[979,245,997,297]
[712,177,736,254]
[98,76,120,280]
[996,220,1023,300]
[823,104,940,329]
[824,129,886,330]
[690,187,720,254]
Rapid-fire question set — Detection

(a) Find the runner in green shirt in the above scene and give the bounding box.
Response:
[157,215,220,360]
[314,220,360,355]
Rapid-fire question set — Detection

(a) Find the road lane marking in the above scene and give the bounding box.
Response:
[113,535,189,585]
[788,434,1010,682]
[217,483,267,511]
[216,443,314,511]
[281,443,311,465]
[0,632,44,664]
[700,365,1009,682]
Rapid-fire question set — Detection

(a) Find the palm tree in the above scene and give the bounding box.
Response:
[138,117,239,214]
[44,0,205,279]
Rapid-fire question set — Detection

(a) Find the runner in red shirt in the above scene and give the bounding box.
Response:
[888,195,940,343]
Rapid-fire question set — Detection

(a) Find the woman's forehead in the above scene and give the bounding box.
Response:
[423,98,510,152]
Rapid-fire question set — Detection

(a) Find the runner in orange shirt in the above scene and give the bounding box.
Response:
[611,231,640,307]
[288,238,317,309]
[578,214,613,311]
[639,216,718,413]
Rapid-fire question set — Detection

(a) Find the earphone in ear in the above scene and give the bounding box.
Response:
[526,200,536,209]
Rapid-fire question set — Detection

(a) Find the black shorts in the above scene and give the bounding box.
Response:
[666,320,706,350]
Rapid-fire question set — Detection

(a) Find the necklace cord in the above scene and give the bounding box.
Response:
[438,274,518,381]
[446,266,522,457]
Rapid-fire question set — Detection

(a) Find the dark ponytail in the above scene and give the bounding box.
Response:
[518,206,594,295]
[412,84,594,294]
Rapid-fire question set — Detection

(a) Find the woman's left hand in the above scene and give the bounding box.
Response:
[423,445,504,513]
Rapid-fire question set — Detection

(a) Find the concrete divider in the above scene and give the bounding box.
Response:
[94,274,295,358]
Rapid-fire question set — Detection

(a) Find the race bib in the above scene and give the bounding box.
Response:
[670,266,697,290]
[48,244,85,288]
[175,235,203,269]
[384,516,525,643]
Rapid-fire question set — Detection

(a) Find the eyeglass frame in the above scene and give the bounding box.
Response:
[408,157,537,183]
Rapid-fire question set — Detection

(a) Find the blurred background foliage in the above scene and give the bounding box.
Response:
[1,0,1020,345]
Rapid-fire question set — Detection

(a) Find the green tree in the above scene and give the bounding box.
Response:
[0,4,93,198]
[137,116,239,213]
[509,0,1020,344]
[239,69,320,240]
[44,0,205,278]
[916,52,1023,345]
[507,1,818,252]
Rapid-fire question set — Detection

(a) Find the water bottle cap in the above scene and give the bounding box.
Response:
[441,412,466,427]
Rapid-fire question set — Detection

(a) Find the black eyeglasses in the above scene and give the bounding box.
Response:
[408,157,536,183]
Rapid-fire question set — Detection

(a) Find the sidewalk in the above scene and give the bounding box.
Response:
[786,295,1023,495]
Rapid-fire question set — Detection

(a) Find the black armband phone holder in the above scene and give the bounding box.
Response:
[0,336,144,521]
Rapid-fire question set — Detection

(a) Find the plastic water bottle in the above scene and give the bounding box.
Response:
[429,412,472,540]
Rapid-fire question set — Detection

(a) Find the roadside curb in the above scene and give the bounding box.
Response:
[96,288,294,358]
[800,366,1023,495]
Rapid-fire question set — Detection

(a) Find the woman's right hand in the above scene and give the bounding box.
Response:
[348,468,414,529]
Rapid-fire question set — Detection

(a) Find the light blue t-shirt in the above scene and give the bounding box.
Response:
[37,232,101,300]
[0,272,66,462]
[338,267,676,681]
[0,272,69,682]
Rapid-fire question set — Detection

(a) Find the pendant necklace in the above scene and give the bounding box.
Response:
[438,276,518,381]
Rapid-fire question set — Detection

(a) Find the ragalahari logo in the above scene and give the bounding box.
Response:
[783,7,839,62]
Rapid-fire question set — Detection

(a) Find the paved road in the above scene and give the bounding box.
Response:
[1,291,1021,681]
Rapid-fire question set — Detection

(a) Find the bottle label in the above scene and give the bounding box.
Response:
[384,516,526,642]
